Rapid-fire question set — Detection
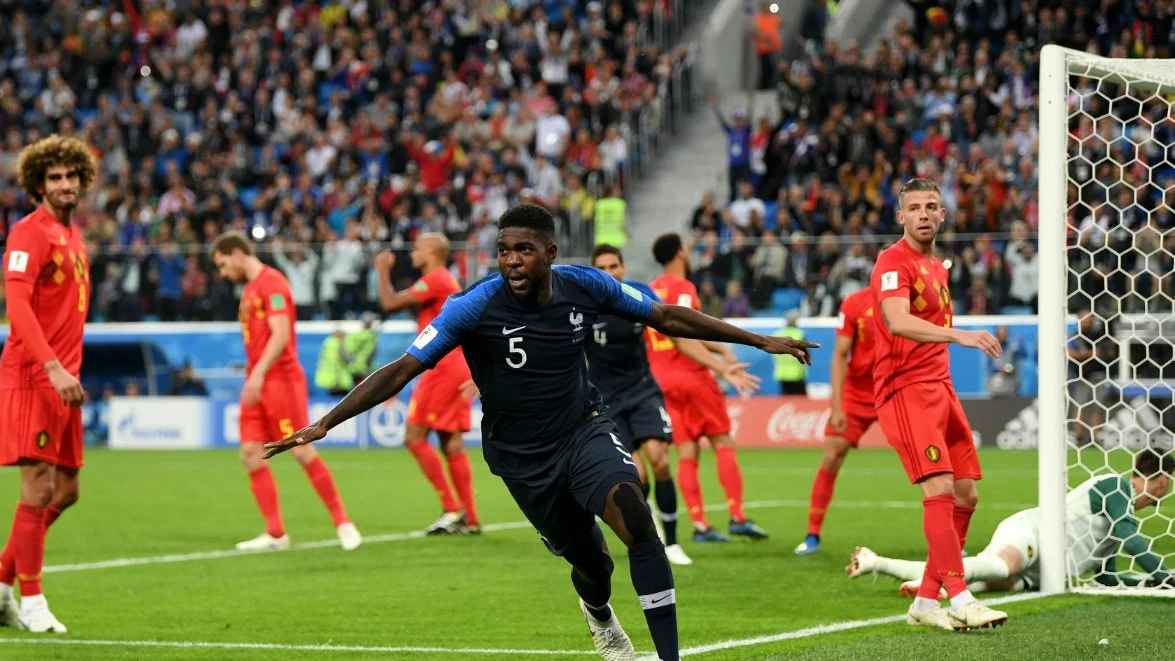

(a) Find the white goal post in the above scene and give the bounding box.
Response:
[1038,45,1175,597]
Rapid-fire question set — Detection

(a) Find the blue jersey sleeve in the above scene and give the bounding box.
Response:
[556,265,654,321]
[623,280,662,304]
[406,275,502,367]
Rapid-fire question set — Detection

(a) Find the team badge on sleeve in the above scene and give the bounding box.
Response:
[413,281,429,292]
[269,293,286,310]
[881,271,899,292]
[621,283,642,302]
[7,251,29,273]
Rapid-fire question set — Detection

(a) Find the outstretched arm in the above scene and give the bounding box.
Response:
[672,337,760,395]
[647,302,818,363]
[263,354,427,458]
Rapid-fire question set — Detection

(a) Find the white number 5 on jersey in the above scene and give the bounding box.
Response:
[506,336,528,368]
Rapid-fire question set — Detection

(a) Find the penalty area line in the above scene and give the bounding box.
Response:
[43,498,1033,575]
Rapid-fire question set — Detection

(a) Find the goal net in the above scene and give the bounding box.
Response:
[1038,45,1175,596]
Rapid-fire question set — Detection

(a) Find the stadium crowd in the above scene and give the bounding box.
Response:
[694,0,1175,317]
[0,0,700,322]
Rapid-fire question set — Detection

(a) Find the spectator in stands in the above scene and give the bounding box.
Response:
[750,228,788,310]
[272,239,320,321]
[1007,240,1039,312]
[721,280,751,318]
[986,326,1024,398]
[773,312,808,395]
[710,95,753,201]
[754,3,784,90]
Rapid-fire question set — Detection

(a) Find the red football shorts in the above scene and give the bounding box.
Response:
[824,386,878,447]
[661,374,731,445]
[0,387,84,469]
[239,369,310,443]
[407,364,472,433]
[876,381,982,484]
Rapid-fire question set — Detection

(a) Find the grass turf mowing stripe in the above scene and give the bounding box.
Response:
[0,592,1057,657]
[43,498,1034,575]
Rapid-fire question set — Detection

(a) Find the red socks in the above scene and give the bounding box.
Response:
[9,503,46,597]
[807,467,838,537]
[303,457,350,527]
[954,505,975,551]
[921,495,968,598]
[676,457,708,530]
[714,446,746,522]
[248,466,286,538]
[445,451,479,526]
[407,441,462,513]
[1,504,66,587]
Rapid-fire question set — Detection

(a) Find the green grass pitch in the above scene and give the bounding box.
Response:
[0,448,1168,660]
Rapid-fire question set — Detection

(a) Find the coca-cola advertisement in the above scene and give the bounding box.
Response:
[725,396,888,448]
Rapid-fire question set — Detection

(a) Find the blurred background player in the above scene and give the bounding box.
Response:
[773,311,808,396]
[374,234,479,535]
[588,245,758,566]
[795,287,880,556]
[870,178,1006,631]
[211,233,361,552]
[263,205,818,661]
[649,233,768,543]
[850,449,1175,595]
[0,134,95,632]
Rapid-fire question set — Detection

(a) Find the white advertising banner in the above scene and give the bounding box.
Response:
[108,397,209,450]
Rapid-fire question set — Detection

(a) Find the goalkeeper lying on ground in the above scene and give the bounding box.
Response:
[848,449,1173,595]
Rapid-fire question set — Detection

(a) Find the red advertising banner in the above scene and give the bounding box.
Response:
[725,396,889,449]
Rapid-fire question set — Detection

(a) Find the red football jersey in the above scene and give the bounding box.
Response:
[646,274,710,382]
[409,267,468,374]
[870,240,953,404]
[836,288,877,395]
[1,208,89,388]
[239,266,302,378]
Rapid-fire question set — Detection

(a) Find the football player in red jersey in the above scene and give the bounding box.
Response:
[648,233,768,543]
[0,135,96,632]
[856,178,1006,631]
[795,288,882,556]
[374,234,479,535]
[211,232,361,553]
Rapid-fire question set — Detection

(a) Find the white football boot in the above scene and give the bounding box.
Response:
[425,511,466,535]
[579,599,638,661]
[905,603,953,631]
[664,544,693,566]
[235,533,291,551]
[846,546,879,579]
[19,595,67,633]
[0,584,19,628]
[337,522,362,551]
[949,601,1009,631]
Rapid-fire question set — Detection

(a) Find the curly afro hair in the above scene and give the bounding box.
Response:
[15,134,98,203]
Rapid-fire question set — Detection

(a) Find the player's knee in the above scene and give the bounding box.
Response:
[821,447,847,472]
[564,525,613,578]
[954,481,979,508]
[291,443,319,466]
[709,434,733,449]
[608,481,658,546]
[21,477,54,508]
[650,456,672,482]
[918,473,954,498]
[239,445,266,471]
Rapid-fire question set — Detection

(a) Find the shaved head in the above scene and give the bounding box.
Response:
[410,232,451,270]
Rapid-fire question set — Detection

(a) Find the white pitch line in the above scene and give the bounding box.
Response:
[0,592,1059,658]
[43,498,1035,575]
[0,638,594,655]
[669,592,1052,658]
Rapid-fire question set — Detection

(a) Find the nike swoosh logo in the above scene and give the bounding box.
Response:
[502,326,526,335]
[651,595,669,604]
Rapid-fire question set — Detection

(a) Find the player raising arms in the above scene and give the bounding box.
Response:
[648,233,768,543]
[587,245,760,567]
[795,288,880,555]
[0,135,95,632]
[850,449,1175,595]
[374,234,479,535]
[870,178,1007,631]
[264,205,817,661]
[211,233,361,552]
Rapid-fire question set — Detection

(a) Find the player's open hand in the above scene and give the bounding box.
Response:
[263,422,327,459]
[241,373,264,406]
[757,335,820,365]
[721,363,761,397]
[956,330,1002,359]
[46,363,84,408]
[458,379,479,400]
[829,405,848,433]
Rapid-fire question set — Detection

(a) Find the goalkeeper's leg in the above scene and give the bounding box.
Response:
[850,545,1023,583]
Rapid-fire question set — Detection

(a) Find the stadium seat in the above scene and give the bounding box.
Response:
[771,288,804,312]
